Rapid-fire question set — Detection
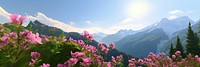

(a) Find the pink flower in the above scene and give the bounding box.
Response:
[106,44,110,48]
[167,56,172,61]
[129,58,136,63]
[26,32,42,44]
[95,59,101,65]
[198,58,200,62]
[61,38,67,42]
[173,65,177,67]
[195,55,199,59]
[98,42,103,47]
[20,30,29,36]
[148,52,156,58]
[71,51,86,58]
[81,31,94,41]
[69,37,73,41]
[101,46,106,51]
[29,59,36,66]
[31,52,41,59]
[77,40,84,46]
[101,45,109,54]
[130,58,136,62]
[161,52,165,56]
[175,51,181,55]
[172,55,176,59]
[105,48,109,54]
[81,58,93,66]
[9,14,26,24]
[83,31,90,37]
[107,62,111,67]
[67,58,78,65]
[137,59,144,64]
[85,45,97,53]
[9,14,19,23]
[40,63,50,67]
[112,56,115,60]
[1,34,10,42]
[0,32,18,46]
[128,63,136,67]
[9,32,18,38]
[110,42,115,49]
[19,16,26,23]
[116,55,123,61]
[111,56,117,65]
[57,64,65,67]
[73,40,77,43]
[44,38,49,42]
[144,58,152,62]
[88,35,94,41]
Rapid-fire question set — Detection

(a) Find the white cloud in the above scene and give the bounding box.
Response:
[168,10,183,15]
[27,12,83,32]
[167,10,183,20]
[0,7,11,23]
[0,7,145,34]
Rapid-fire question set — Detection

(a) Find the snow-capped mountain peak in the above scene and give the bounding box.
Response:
[145,16,195,36]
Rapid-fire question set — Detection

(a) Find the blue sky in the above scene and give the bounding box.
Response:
[0,0,200,34]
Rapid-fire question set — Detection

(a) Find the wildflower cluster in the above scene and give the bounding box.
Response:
[57,34,120,67]
[128,51,200,67]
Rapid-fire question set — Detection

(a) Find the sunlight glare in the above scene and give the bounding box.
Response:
[126,1,150,18]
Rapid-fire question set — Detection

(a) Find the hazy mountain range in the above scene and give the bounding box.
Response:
[93,32,107,42]
[95,16,198,58]
[98,29,137,44]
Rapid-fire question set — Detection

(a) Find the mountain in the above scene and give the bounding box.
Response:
[93,32,107,42]
[161,21,200,53]
[116,28,168,58]
[100,29,137,44]
[142,16,195,36]
[25,20,133,66]
[115,16,195,58]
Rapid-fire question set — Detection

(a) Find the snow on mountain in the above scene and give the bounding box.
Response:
[141,16,195,36]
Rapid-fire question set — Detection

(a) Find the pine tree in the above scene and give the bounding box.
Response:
[169,43,174,57]
[186,22,200,56]
[194,32,199,45]
[175,36,185,57]
[194,32,200,55]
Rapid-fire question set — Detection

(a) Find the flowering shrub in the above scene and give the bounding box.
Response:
[128,51,200,67]
[0,14,200,67]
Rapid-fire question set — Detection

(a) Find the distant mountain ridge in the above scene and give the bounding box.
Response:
[141,16,195,36]
[116,28,168,58]
[100,29,137,44]
[115,16,196,58]
[93,32,107,42]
